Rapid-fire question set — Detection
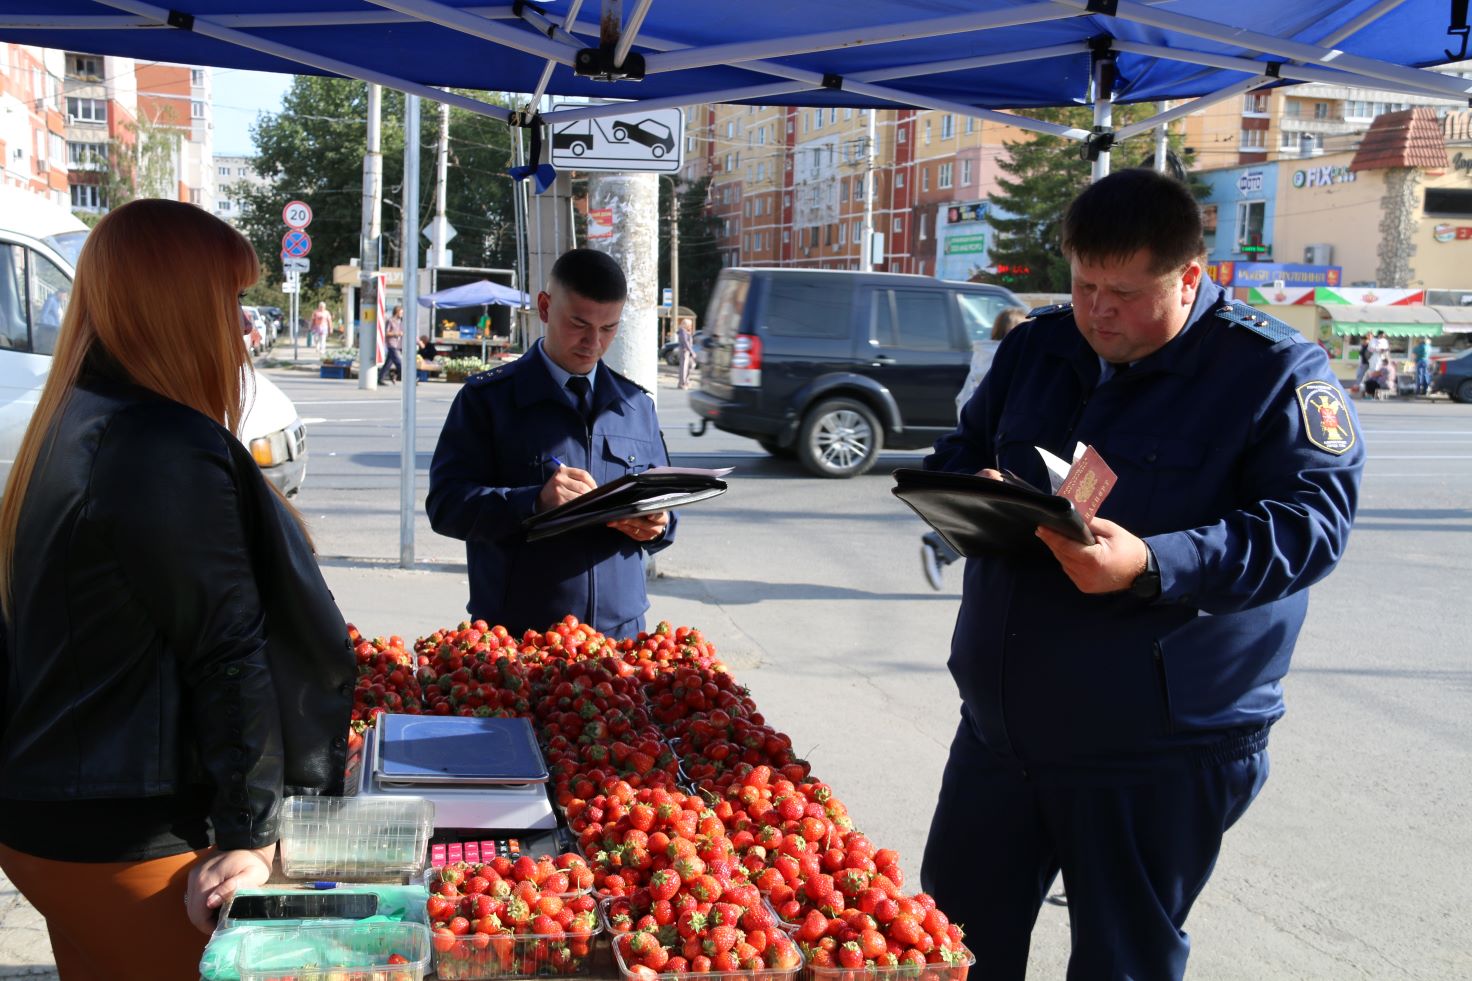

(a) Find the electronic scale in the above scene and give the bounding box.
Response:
[355,715,557,830]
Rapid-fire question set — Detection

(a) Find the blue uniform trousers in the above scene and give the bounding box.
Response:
[921,718,1268,981]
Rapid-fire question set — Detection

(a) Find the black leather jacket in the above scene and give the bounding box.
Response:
[0,370,354,851]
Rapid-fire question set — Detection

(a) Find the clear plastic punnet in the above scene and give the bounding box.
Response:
[800,944,976,981]
[234,920,431,981]
[278,795,434,881]
[610,937,804,981]
[430,914,604,981]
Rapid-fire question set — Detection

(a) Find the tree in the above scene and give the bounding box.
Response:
[81,108,184,216]
[983,105,1204,293]
[659,176,724,322]
[235,78,520,293]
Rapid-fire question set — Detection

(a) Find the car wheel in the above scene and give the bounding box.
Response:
[652,145,666,158]
[1455,378,1472,404]
[797,398,882,478]
[665,349,680,366]
[613,126,628,141]
[757,438,796,460]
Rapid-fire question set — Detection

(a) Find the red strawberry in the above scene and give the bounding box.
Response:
[838,941,865,968]
[703,924,740,955]
[648,869,680,902]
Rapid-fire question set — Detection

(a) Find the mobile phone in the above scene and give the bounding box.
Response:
[228,892,379,921]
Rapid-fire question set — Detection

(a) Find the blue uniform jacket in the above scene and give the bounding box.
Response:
[426,341,676,635]
[926,283,1363,765]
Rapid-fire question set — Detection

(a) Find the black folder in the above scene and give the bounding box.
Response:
[891,467,1094,556]
[523,468,728,542]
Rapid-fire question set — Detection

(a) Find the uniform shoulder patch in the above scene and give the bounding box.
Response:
[466,361,515,384]
[1026,302,1073,320]
[604,363,651,396]
[1296,380,1356,455]
[1215,302,1298,344]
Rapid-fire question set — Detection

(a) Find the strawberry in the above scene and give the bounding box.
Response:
[859,928,887,960]
[703,924,740,955]
[838,941,865,969]
[648,869,680,902]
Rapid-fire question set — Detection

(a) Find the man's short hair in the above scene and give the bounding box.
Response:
[549,248,627,303]
[1061,169,1205,276]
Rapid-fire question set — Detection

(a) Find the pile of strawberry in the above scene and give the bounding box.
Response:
[605,873,802,977]
[346,616,972,979]
[425,853,600,980]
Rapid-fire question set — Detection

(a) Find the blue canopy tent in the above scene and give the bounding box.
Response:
[417,280,529,309]
[8,0,1464,563]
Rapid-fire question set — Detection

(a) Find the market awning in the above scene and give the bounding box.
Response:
[1428,305,1472,334]
[1322,305,1445,338]
[417,280,528,309]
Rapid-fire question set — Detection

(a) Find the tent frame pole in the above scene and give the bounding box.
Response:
[399,93,422,569]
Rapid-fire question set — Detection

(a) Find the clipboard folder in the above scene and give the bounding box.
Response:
[523,467,729,542]
[891,467,1095,556]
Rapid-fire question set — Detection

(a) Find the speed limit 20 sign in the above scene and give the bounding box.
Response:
[282,200,313,229]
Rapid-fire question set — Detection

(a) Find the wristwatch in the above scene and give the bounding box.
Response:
[1129,546,1161,600]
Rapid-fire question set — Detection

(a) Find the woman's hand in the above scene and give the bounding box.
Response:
[184,843,275,934]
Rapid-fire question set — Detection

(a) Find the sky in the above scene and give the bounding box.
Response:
[211,67,295,156]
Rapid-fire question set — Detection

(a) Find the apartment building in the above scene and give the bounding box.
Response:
[0,44,69,206]
[135,61,214,209]
[61,50,137,213]
[1181,67,1472,167]
[213,153,267,224]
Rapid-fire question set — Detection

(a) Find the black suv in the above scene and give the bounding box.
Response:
[688,269,1024,477]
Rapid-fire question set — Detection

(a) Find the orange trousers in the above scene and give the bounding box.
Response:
[0,842,209,981]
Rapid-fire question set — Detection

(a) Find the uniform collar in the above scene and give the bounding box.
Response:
[1050,279,1227,387]
[535,338,597,399]
[514,338,630,421]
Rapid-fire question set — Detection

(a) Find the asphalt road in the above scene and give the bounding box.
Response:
[275,366,1472,978]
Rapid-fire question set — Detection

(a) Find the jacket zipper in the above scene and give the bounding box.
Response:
[1153,641,1175,735]
[584,409,596,627]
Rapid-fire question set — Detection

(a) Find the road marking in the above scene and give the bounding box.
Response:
[289,398,416,406]
[1366,454,1472,459]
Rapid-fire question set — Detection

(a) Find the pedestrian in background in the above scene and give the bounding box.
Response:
[0,200,353,979]
[920,304,1029,590]
[309,301,333,355]
[379,303,403,385]
[1355,332,1372,392]
[1413,335,1432,395]
[919,170,1362,980]
[677,316,697,390]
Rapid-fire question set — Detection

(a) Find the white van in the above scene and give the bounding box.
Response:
[0,189,308,495]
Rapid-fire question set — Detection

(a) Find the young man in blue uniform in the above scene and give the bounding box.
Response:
[919,169,1363,979]
[426,249,675,638]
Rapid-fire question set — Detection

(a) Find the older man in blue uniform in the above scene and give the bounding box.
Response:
[427,249,675,637]
[919,170,1362,979]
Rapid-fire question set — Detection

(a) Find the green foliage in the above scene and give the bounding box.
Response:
[442,356,489,377]
[91,109,183,211]
[983,106,1204,292]
[659,176,724,323]
[236,79,520,295]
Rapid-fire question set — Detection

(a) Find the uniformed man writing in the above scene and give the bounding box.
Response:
[427,249,675,637]
[918,169,1363,979]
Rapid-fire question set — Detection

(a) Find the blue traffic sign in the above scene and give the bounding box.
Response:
[281,230,312,257]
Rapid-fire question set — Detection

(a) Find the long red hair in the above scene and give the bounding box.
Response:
[0,200,263,614]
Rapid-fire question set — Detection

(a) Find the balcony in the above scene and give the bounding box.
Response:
[1279,116,1353,134]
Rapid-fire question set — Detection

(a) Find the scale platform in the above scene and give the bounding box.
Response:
[356,716,557,831]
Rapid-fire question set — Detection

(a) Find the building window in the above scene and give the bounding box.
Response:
[220,200,231,212]
[829,108,838,124]
[70,184,100,210]
[189,188,202,205]
[758,127,766,145]
[65,97,106,123]
[1423,188,1472,216]
[921,168,930,191]
[191,68,204,85]
[852,220,861,241]
[813,109,822,130]
[1314,102,1329,120]
[938,162,953,188]
[67,141,107,169]
[961,159,973,186]
[783,229,790,244]
[924,119,932,144]
[68,55,101,79]
[191,101,205,119]
[896,171,905,188]
[1240,128,1266,148]
[1235,200,1267,254]
[965,116,976,134]
[238,166,248,176]
[897,127,907,143]
[844,108,853,120]
[1284,100,1301,118]
[1346,100,1370,119]
[853,177,864,201]
[1243,93,1269,114]
[941,114,954,139]
[219,165,231,176]
[726,121,735,138]
[892,217,903,233]
[919,212,928,240]
[687,136,696,153]
[724,152,733,171]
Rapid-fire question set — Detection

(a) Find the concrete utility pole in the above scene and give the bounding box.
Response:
[427,98,453,268]
[399,93,422,569]
[358,82,383,390]
[1154,101,1169,173]
[589,173,660,402]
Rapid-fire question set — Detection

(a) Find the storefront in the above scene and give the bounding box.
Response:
[1197,162,1280,266]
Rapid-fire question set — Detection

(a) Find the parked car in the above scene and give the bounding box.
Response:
[688,268,1024,477]
[613,118,675,157]
[0,190,309,496]
[1430,348,1472,402]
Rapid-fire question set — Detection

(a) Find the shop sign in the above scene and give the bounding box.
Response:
[1291,165,1357,189]
[945,202,988,224]
[1432,223,1472,242]
[1315,286,1425,306]
[1228,262,1342,287]
[1237,170,1265,195]
[944,234,987,255]
[1243,285,1315,305]
[1454,151,1472,177]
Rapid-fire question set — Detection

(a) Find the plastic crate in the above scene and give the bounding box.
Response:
[278,796,434,881]
[431,915,603,981]
[234,921,431,981]
[320,363,351,379]
[800,944,975,981]
[611,936,803,981]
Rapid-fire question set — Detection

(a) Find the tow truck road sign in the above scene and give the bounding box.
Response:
[550,105,683,173]
[282,200,313,229]
[282,256,310,274]
[282,230,312,257]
